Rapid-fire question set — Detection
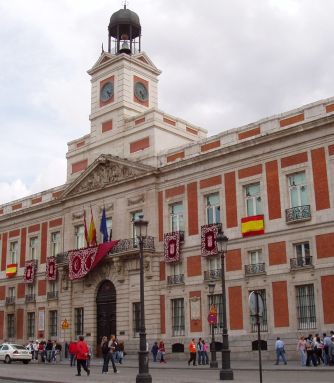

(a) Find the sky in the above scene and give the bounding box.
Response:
[1,0,334,205]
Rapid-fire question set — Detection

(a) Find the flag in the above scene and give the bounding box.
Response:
[88,207,97,246]
[100,207,109,243]
[6,263,17,278]
[84,209,89,246]
[241,215,264,237]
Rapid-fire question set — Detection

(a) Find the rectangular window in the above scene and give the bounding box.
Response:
[206,193,221,224]
[294,242,311,266]
[74,308,84,337]
[208,256,221,271]
[75,225,85,249]
[249,249,262,264]
[169,202,184,232]
[171,298,185,336]
[296,285,316,330]
[49,310,58,337]
[27,312,35,339]
[167,262,184,284]
[244,183,262,216]
[29,237,38,260]
[208,294,223,334]
[132,302,141,337]
[106,218,112,241]
[27,284,34,296]
[7,314,15,339]
[288,172,308,207]
[9,241,18,264]
[8,287,15,298]
[250,290,268,332]
[50,232,60,257]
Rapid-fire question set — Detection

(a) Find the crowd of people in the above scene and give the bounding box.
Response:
[26,339,63,363]
[296,332,334,367]
[187,338,210,366]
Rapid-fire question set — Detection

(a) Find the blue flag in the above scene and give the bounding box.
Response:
[100,207,109,243]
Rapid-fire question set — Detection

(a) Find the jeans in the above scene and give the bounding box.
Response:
[69,353,76,366]
[299,350,306,366]
[77,359,88,375]
[102,353,117,373]
[275,348,287,364]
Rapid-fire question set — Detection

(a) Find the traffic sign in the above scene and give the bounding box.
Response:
[208,312,218,325]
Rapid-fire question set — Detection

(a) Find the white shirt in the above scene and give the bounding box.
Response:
[275,339,284,350]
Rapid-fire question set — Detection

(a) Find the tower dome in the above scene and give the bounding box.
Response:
[108,5,141,55]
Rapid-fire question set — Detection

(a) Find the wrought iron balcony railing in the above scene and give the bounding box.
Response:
[290,256,313,270]
[25,294,36,303]
[285,205,311,223]
[5,297,15,305]
[204,269,222,281]
[167,274,184,285]
[47,291,58,300]
[245,263,266,276]
[56,236,156,265]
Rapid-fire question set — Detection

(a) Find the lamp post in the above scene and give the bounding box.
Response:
[216,228,234,381]
[208,282,218,368]
[133,215,152,383]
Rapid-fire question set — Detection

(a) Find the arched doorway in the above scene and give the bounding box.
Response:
[96,280,116,350]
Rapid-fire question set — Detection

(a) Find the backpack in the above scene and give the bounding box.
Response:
[101,342,109,354]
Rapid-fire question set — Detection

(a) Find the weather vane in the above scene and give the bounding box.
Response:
[122,0,129,9]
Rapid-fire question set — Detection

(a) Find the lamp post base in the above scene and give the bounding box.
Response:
[136,350,152,383]
[210,360,219,368]
[136,373,152,383]
[220,368,234,380]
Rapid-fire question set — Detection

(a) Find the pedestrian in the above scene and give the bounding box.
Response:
[38,341,46,363]
[188,338,197,366]
[296,336,306,366]
[159,340,166,363]
[274,337,287,365]
[329,336,334,365]
[197,338,203,365]
[305,334,317,366]
[45,340,53,363]
[202,340,209,365]
[55,342,62,362]
[151,342,159,362]
[117,340,124,364]
[101,336,110,374]
[75,335,90,377]
[33,340,39,361]
[27,341,34,359]
[87,343,92,368]
[315,336,324,365]
[68,340,77,367]
[108,335,119,373]
[323,333,332,366]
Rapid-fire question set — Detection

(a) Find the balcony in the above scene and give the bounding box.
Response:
[56,236,156,265]
[204,269,222,281]
[290,256,313,270]
[47,291,58,300]
[285,205,311,223]
[25,294,36,303]
[167,274,184,285]
[5,297,15,305]
[245,263,266,276]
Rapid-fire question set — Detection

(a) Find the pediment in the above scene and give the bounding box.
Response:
[62,154,156,198]
[88,52,114,73]
[133,52,159,71]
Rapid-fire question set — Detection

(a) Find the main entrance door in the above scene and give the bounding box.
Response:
[96,280,116,349]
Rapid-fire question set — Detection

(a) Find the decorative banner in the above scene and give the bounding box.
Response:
[241,215,265,237]
[68,241,118,280]
[6,263,17,278]
[201,224,222,257]
[164,232,180,263]
[24,260,37,283]
[46,256,57,281]
[38,310,45,331]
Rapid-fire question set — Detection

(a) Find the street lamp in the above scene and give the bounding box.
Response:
[208,282,218,368]
[216,228,234,381]
[133,215,152,383]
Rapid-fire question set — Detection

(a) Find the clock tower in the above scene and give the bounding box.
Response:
[66,6,206,182]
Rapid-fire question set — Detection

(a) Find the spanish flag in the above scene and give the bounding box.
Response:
[241,215,264,237]
[87,207,97,246]
[6,263,17,278]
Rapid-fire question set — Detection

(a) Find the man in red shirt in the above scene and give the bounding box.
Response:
[75,336,90,377]
[68,340,77,367]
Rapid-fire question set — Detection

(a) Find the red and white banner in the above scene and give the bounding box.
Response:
[46,257,57,281]
[68,241,118,280]
[201,224,221,257]
[164,232,180,263]
[24,260,37,283]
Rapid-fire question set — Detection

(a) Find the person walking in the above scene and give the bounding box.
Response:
[33,340,39,361]
[117,340,124,364]
[296,336,306,366]
[197,338,203,365]
[159,340,166,363]
[275,337,287,365]
[323,333,332,366]
[151,342,159,362]
[45,340,53,363]
[328,336,334,366]
[108,335,119,373]
[68,340,77,366]
[202,340,209,365]
[188,338,197,366]
[305,334,317,366]
[75,335,90,377]
[101,336,110,374]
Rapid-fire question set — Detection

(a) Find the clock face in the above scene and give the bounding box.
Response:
[134,82,149,102]
[100,81,114,102]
